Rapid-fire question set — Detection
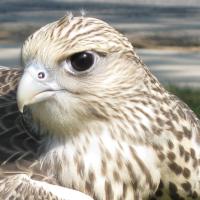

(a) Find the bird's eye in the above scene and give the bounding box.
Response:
[69,51,94,72]
[37,71,46,79]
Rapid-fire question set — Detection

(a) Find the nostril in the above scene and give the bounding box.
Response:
[37,71,45,79]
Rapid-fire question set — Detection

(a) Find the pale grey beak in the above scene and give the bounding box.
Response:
[17,67,57,113]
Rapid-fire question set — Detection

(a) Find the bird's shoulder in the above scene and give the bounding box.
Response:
[0,66,22,95]
[0,66,41,167]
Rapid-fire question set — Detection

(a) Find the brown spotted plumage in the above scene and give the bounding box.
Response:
[0,15,200,200]
[0,66,93,199]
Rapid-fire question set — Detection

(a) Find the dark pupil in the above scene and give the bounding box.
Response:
[70,52,94,71]
[38,72,45,79]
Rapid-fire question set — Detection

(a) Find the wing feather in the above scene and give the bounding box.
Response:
[0,174,93,200]
[0,66,40,164]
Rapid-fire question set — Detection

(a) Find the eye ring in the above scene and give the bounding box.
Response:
[68,51,96,73]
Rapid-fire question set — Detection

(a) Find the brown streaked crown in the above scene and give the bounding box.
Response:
[22,15,137,67]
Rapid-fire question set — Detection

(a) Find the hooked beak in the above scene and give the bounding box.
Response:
[17,68,57,113]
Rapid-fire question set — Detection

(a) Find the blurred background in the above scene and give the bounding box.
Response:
[0,0,199,116]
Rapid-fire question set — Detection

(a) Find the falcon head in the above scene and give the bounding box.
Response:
[17,15,146,136]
